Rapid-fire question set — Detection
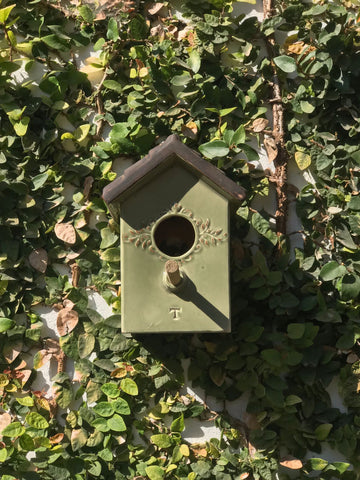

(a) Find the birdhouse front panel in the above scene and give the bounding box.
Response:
[120,163,231,333]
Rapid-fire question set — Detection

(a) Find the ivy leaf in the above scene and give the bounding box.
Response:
[274,55,297,73]
[57,309,79,336]
[0,317,15,333]
[314,423,332,441]
[107,414,126,432]
[145,466,165,480]
[71,428,88,451]
[188,50,201,73]
[1,422,25,437]
[93,402,115,417]
[101,382,120,398]
[171,414,185,433]
[307,458,328,470]
[120,378,138,396]
[320,261,347,281]
[78,5,94,22]
[0,4,15,24]
[12,116,30,136]
[112,398,131,415]
[199,140,229,159]
[42,34,69,51]
[287,323,305,339]
[26,412,49,429]
[261,349,282,367]
[151,433,172,448]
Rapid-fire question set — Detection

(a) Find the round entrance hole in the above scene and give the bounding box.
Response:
[153,215,196,257]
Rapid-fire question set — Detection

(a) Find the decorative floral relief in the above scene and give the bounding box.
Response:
[122,203,228,262]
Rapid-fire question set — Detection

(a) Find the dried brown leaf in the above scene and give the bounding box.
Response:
[252,117,269,133]
[50,433,64,444]
[147,3,164,15]
[19,369,32,386]
[44,338,60,351]
[264,136,278,163]
[55,223,77,245]
[29,248,48,273]
[280,457,303,469]
[3,339,23,364]
[83,176,94,199]
[0,412,12,433]
[57,309,79,336]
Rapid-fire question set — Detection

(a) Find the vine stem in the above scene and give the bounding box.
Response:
[263,0,289,239]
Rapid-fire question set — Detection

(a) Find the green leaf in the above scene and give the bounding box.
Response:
[320,261,347,281]
[71,428,88,451]
[107,414,126,432]
[261,349,282,367]
[112,397,131,415]
[17,396,34,407]
[0,448,7,462]
[295,152,311,170]
[78,5,94,22]
[42,34,69,51]
[103,80,123,93]
[285,395,302,405]
[120,378,138,396]
[0,4,15,24]
[0,317,15,333]
[78,333,95,359]
[101,383,120,398]
[107,18,119,41]
[32,172,48,191]
[12,116,30,136]
[171,72,192,86]
[101,248,120,262]
[199,140,229,159]
[232,125,246,145]
[26,412,49,429]
[151,433,172,448]
[287,323,305,339]
[1,422,25,437]
[145,466,165,480]
[340,274,360,301]
[93,402,115,417]
[110,123,130,142]
[251,212,278,245]
[171,414,185,433]
[188,50,201,73]
[274,55,297,73]
[332,462,350,474]
[19,433,35,451]
[308,458,328,470]
[315,423,332,441]
[300,101,315,114]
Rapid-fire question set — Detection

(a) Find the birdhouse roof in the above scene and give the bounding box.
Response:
[103,134,246,218]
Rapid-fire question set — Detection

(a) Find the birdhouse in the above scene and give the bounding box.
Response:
[102,135,245,333]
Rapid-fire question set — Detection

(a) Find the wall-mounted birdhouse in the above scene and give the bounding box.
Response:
[103,135,245,333]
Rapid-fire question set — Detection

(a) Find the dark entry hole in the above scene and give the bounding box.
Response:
[154,215,196,257]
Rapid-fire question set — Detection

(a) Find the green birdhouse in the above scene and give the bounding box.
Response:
[103,135,245,333]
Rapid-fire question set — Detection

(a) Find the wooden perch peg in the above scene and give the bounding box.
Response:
[165,260,182,287]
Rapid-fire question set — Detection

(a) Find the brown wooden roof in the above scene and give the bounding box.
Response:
[103,134,246,214]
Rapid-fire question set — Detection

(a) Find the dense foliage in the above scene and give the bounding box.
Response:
[1,0,360,479]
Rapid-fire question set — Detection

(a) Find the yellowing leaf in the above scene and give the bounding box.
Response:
[295,151,311,170]
[0,4,16,24]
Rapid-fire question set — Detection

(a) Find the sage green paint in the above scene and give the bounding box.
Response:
[120,163,231,333]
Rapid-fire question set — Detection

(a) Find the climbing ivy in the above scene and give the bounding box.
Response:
[0,0,360,479]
